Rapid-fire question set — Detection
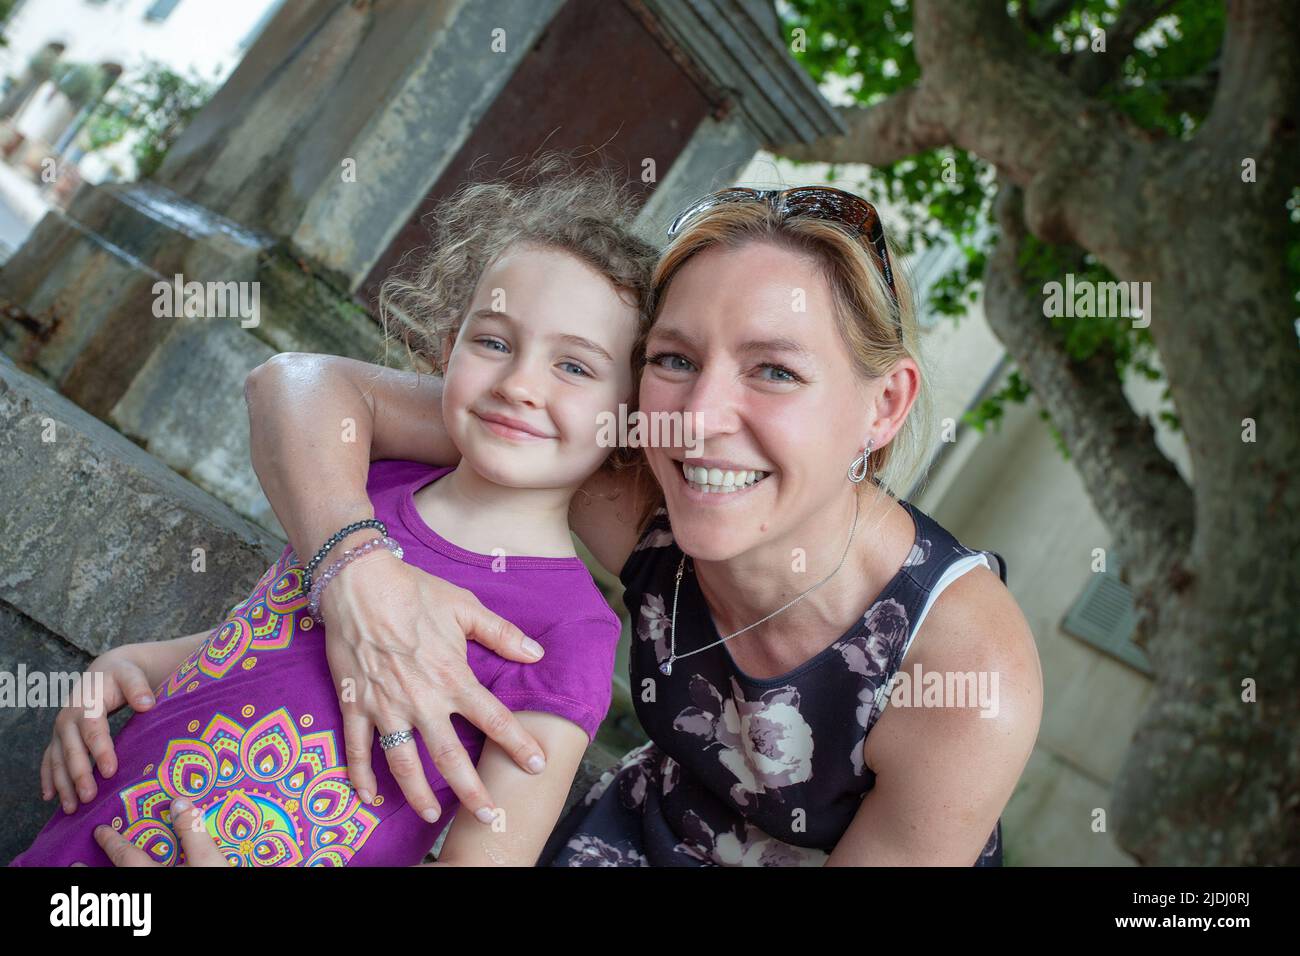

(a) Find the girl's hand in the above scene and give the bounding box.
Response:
[320,553,549,826]
[40,646,157,813]
[80,799,231,867]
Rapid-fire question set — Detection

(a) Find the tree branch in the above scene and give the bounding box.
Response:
[767,86,951,166]
[1064,0,1182,96]
[905,0,1151,258]
[983,179,1194,611]
[770,1,1166,264]
[1195,0,1300,172]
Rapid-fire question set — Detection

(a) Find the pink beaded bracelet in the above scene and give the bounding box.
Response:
[307,535,404,624]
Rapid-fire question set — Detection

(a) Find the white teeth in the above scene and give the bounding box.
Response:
[681,462,769,493]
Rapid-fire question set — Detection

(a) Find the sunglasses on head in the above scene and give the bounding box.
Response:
[666,186,898,304]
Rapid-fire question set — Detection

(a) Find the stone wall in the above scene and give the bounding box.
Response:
[0,356,285,863]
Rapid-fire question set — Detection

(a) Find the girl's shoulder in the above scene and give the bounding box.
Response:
[366,458,452,497]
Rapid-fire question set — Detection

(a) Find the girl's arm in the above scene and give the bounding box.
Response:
[124,630,213,687]
[42,630,212,809]
[420,711,591,866]
[243,353,557,828]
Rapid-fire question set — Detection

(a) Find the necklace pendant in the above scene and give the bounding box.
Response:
[659,658,673,676]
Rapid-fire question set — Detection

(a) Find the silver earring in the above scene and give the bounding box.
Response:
[847,439,874,483]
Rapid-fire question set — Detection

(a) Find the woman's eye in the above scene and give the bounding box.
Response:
[476,337,507,352]
[648,351,694,372]
[559,361,590,377]
[758,363,801,384]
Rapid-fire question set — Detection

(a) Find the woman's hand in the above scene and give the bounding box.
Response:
[320,553,550,826]
[81,799,231,867]
[40,646,156,813]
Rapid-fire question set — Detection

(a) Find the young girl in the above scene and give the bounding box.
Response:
[12,155,658,867]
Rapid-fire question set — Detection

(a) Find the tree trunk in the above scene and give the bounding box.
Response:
[770,0,1300,862]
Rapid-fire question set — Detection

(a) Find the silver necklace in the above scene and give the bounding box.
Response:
[660,491,861,676]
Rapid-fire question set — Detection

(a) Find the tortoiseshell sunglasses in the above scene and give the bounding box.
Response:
[666,185,898,303]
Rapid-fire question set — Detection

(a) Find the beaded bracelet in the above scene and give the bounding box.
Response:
[308,535,404,625]
[304,519,388,593]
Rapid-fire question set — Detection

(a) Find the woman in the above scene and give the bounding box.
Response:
[236,184,1043,866]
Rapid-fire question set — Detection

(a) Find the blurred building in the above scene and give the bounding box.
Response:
[0,0,284,191]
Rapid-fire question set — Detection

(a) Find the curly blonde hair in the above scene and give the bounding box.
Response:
[377,152,660,476]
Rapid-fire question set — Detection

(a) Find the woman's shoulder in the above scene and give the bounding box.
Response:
[570,465,664,580]
[863,549,1042,779]
[898,531,1040,732]
[616,504,677,586]
[890,496,1025,655]
[895,498,1001,585]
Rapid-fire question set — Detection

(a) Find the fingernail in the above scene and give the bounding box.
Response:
[138,695,154,707]
[421,807,441,823]
[522,638,544,658]
[358,788,373,805]
[528,754,546,773]
[172,798,190,812]
[475,807,496,824]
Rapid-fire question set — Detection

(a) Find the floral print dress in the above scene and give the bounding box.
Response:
[538,499,1007,867]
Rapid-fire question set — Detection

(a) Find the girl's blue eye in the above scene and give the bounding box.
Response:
[476,338,589,377]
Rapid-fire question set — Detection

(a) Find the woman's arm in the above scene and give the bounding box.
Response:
[243,353,584,829]
[826,566,1042,865]
[245,353,458,564]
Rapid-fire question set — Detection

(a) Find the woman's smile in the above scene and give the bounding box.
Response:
[673,457,774,502]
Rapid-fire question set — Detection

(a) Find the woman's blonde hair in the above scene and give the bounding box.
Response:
[631,195,936,533]
[376,152,660,477]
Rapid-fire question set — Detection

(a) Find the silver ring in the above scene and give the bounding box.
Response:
[379,729,415,751]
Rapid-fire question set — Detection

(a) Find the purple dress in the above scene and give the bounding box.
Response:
[11,460,621,867]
